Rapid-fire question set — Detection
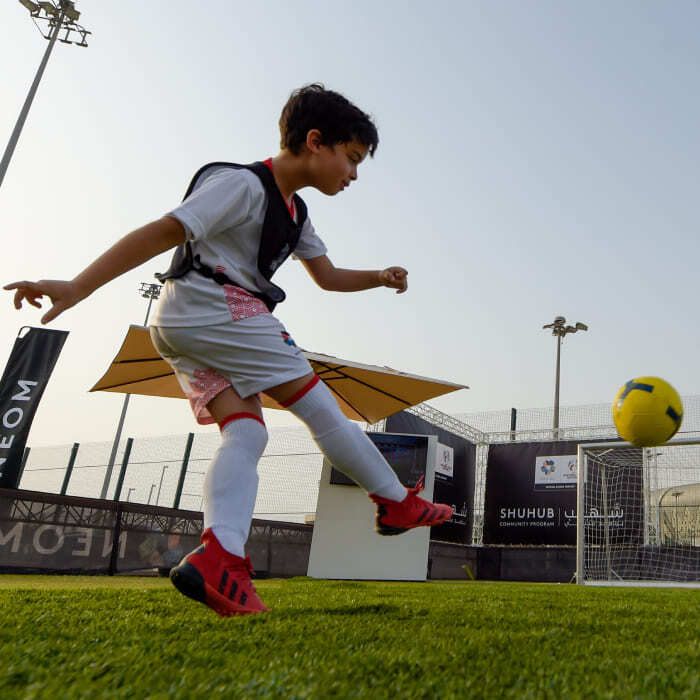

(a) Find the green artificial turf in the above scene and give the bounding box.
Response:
[0,575,698,699]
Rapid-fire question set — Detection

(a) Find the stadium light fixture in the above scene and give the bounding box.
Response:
[19,0,40,12]
[38,1,58,15]
[542,316,589,434]
[1,1,91,189]
[63,4,79,21]
[99,283,164,500]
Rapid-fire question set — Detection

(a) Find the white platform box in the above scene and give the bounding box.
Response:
[307,433,438,581]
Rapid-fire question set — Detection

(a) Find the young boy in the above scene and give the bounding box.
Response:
[5,84,454,616]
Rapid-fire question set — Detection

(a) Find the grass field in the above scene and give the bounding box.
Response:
[0,575,698,699]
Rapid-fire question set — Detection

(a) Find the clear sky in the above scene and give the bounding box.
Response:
[1,1,698,447]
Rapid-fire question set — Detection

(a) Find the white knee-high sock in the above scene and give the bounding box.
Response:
[203,415,268,557]
[283,378,406,501]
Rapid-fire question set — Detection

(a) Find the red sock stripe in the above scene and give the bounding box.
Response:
[280,374,321,408]
[219,412,266,430]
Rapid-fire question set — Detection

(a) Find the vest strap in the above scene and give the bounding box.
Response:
[155,161,308,312]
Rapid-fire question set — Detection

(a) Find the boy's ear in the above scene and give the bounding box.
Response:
[305,129,323,153]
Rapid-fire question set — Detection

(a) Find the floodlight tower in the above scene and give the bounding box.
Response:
[542,316,589,434]
[0,1,91,189]
[99,283,163,499]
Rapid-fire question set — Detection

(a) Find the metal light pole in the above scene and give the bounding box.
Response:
[542,316,589,435]
[156,465,168,506]
[99,283,162,499]
[1,1,91,189]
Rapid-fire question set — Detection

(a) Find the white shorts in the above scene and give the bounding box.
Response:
[150,315,312,425]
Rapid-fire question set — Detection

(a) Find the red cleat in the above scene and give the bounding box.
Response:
[170,528,268,616]
[370,477,454,536]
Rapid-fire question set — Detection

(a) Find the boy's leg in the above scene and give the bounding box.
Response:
[204,389,266,556]
[265,373,405,500]
[264,374,454,534]
[170,387,269,616]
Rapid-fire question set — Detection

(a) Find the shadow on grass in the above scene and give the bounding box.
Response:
[282,603,401,617]
[324,603,400,616]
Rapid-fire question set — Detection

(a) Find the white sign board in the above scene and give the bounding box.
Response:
[436,443,454,479]
[307,434,437,581]
[534,454,577,490]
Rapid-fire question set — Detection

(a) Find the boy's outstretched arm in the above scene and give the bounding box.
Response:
[4,216,185,324]
[302,255,408,294]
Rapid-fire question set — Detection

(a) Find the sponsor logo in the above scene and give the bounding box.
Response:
[534,455,577,491]
[498,506,557,528]
[281,331,296,347]
[0,522,127,560]
[436,444,454,479]
[540,459,556,475]
[500,507,556,520]
[0,379,38,479]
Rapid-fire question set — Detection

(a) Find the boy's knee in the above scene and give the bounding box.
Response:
[220,416,269,457]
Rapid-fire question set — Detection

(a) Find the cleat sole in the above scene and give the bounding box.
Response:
[376,523,409,536]
[170,562,206,603]
[170,561,268,617]
[375,507,455,536]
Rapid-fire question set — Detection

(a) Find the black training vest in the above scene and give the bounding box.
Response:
[155,161,308,312]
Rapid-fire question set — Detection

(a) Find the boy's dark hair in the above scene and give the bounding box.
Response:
[279,84,379,156]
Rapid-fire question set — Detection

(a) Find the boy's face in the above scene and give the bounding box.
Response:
[308,135,369,195]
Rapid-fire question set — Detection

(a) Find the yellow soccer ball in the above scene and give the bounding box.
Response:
[612,376,683,447]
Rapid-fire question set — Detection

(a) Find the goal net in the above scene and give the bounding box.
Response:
[576,438,700,586]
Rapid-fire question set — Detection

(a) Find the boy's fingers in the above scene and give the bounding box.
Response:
[41,300,64,324]
[41,308,57,324]
[380,267,407,293]
[3,280,31,291]
[393,269,407,293]
[13,289,26,309]
[7,281,37,292]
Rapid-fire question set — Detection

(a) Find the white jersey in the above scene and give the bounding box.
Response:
[151,165,327,327]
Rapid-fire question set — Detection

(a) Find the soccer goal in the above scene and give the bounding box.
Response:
[576,438,700,587]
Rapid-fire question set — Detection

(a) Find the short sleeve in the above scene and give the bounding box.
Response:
[293,217,328,260]
[166,168,253,242]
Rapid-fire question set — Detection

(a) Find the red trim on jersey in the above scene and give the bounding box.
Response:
[219,412,266,430]
[263,157,295,219]
[280,374,321,408]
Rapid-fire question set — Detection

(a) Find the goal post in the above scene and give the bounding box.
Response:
[576,438,700,587]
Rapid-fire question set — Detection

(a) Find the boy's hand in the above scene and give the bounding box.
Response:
[3,279,84,324]
[379,267,408,294]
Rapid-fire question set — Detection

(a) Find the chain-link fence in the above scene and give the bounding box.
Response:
[19,396,700,532]
[20,426,323,524]
[456,394,700,438]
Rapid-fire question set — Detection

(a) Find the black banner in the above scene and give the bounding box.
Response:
[0,327,68,488]
[386,411,475,544]
[483,441,643,546]
[484,441,579,545]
